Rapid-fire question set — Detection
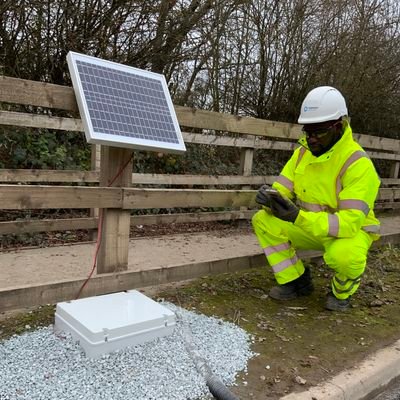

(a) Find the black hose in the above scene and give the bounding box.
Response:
[206,374,240,400]
[177,311,240,400]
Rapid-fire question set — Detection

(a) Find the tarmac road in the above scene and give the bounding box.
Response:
[372,378,400,400]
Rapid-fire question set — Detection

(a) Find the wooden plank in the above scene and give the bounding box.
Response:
[367,151,400,161]
[354,133,400,153]
[175,105,302,139]
[183,132,298,151]
[0,183,398,212]
[97,147,133,274]
[0,218,98,235]
[0,110,83,131]
[0,184,398,213]
[0,210,254,235]
[375,202,400,209]
[377,188,400,201]
[381,178,400,186]
[0,254,267,312]
[131,173,273,186]
[125,187,400,210]
[130,210,254,225]
[0,169,99,183]
[123,188,258,209]
[0,185,122,209]
[0,168,270,185]
[0,76,78,112]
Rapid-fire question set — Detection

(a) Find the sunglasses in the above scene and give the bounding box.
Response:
[302,121,341,138]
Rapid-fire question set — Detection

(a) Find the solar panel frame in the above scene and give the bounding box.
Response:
[67,51,186,154]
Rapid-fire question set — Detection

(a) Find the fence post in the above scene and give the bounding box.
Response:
[90,144,101,239]
[97,146,133,274]
[390,161,400,180]
[239,147,254,225]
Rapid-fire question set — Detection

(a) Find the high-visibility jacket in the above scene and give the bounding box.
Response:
[272,123,381,239]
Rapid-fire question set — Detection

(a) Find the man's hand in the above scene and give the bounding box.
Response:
[269,192,299,223]
[255,185,275,207]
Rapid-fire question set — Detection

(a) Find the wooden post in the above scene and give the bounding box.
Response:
[97,146,133,274]
[90,144,101,240]
[239,147,254,226]
[390,161,400,180]
[240,147,254,179]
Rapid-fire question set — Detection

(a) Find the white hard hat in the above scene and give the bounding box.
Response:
[298,86,348,124]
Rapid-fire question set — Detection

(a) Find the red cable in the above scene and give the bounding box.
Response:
[75,208,104,300]
[75,153,133,299]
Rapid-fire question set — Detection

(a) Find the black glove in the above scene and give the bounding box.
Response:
[269,192,299,223]
[255,185,274,207]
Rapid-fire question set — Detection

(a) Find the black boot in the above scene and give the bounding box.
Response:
[325,292,351,311]
[269,267,314,300]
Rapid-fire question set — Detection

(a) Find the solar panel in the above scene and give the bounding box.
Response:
[67,51,186,153]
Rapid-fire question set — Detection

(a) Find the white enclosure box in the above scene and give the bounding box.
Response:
[54,290,176,358]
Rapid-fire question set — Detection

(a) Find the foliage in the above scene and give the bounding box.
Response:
[0,127,90,170]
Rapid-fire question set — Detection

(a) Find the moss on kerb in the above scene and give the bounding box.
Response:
[0,305,55,341]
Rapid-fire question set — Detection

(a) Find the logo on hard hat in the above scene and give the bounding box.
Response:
[304,106,318,112]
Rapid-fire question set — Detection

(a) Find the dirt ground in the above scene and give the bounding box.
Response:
[0,224,260,288]
[1,222,400,399]
[155,245,400,399]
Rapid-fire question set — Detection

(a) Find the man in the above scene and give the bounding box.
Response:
[252,86,381,311]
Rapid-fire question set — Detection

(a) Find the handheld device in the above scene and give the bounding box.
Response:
[261,188,278,194]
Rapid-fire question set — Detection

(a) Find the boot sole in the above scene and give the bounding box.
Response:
[269,287,314,301]
[268,291,298,301]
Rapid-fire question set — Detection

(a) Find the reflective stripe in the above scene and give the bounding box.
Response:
[297,200,325,212]
[362,224,381,233]
[328,214,339,236]
[296,147,375,235]
[272,255,299,273]
[334,273,363,286]
[263,242,291,257]
[297,200,335,212]
[332,277,361,294]
[336,151,368,196]
[296,147,306,168]
[339,199,370,215]
[331,151,369,236]
[276,175,294,192]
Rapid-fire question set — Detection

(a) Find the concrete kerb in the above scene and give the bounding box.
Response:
[279,338,400,400]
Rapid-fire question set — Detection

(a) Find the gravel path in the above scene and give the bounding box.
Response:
[0,303,255,400]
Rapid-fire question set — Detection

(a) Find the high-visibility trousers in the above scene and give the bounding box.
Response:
[252,209,374,300]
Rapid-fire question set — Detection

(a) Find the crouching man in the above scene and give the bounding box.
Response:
[252,86,380,311]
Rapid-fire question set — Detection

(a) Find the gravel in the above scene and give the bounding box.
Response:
[0,303,255,400]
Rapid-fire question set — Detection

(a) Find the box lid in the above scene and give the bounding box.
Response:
[55,290,175,344]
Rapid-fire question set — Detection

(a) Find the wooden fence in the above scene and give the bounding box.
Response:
[1,77,399,234]
[0,75,400,309]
